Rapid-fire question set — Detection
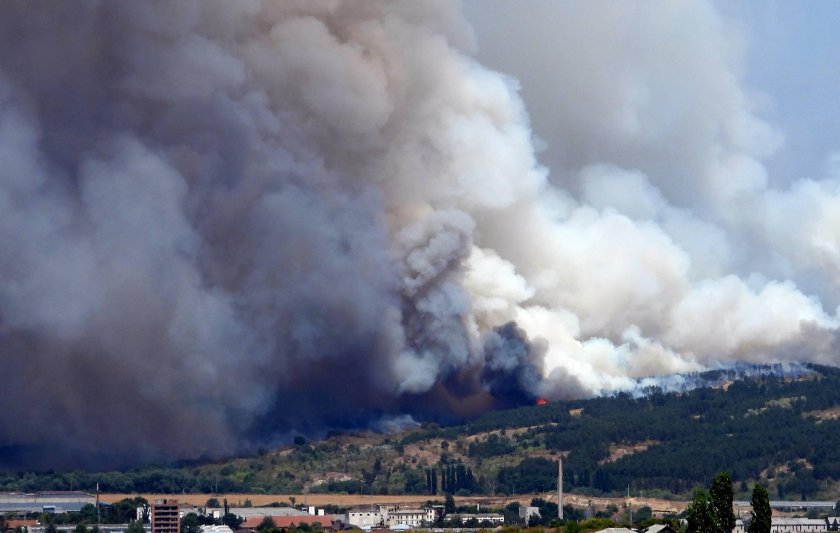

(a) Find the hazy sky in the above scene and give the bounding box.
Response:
[464,0,840,186]
[715,1,840,185]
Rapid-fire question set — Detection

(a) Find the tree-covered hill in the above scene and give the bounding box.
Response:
[3,364,840,500]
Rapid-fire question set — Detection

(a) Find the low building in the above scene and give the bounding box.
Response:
[645,525,678,533]
[3,519,38,532]
[240,515,334,530]
[345,508,385,529]
[345,506,435,529]
[448,513,505,525]
[0,492,95,514]
[519,506,540,526]
[733,518,840,533]
[27,524,131,533]
[200,526,234,533]
[386,508,435,529]
[204,507,309,522]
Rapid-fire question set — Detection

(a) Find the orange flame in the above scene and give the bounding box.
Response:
[535,398,548,405]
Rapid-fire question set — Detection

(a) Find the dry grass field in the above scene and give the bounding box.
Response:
[99,493,687,513]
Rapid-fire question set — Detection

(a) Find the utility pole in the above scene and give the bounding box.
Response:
[96,482,101,530]
[558,458,563,521]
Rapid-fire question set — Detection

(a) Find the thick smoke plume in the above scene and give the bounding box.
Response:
[0,1,838,468]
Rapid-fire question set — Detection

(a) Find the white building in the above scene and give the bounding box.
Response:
[387,509,435,528]
[733,518,840,533]
[519,506,540,526]
[345,506,435,529]
[449,513,505,525]
[345,508,386,529]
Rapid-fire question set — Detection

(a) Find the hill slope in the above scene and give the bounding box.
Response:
[3,364,840,501]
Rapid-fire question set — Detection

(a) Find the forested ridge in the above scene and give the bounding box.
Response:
[3,364,840,500]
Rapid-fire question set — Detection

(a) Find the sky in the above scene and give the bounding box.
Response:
[464,0,840,188]
[714,1,840,184]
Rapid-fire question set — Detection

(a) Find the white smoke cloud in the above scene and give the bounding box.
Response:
[0,0,839,466]
[461,0,840,398]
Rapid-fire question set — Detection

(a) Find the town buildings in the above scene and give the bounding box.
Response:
[344,505,436,529]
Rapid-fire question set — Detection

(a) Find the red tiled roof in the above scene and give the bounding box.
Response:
[5,520,38,529]
[241,516,334,529]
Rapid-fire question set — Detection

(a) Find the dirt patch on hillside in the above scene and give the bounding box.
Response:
[465,425,554,443]
[599,440,658,464]
[803,406,840,422]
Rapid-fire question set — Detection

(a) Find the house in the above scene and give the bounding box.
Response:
[645,524,677,533]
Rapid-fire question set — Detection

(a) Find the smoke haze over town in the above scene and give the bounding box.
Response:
[1,1,839,469]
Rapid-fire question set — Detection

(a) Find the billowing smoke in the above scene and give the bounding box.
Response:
[0,0,838,468]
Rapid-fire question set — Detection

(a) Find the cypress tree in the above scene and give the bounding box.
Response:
[687,488,715,533]
[710,472,736,533]
[748,484,771,533]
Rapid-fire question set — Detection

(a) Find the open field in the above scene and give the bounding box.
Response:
[99,493,687,514]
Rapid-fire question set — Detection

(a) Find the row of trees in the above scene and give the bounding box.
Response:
[423,463,476,495]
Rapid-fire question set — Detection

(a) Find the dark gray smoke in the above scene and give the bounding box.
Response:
[0,1,554,469]
[1,1,839,469]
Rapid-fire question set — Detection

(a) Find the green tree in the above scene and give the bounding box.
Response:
[256,517,276,532]
[181,514,201,533]
[206,498,220,508]
[444,494,456,514]
[79,504,98,524]
[222,514,242,530]
[634,506,653,524]
[748,484,771,533]
[686,488,715,533]
[75,524,88,533]
[127,521,146,533]
[710,472,736,533]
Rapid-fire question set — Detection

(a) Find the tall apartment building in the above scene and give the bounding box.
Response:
[151,499,180,533]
